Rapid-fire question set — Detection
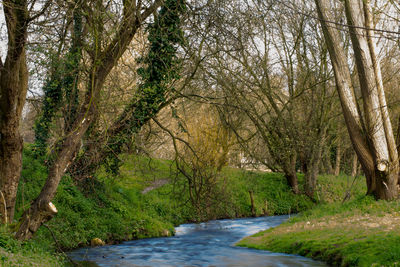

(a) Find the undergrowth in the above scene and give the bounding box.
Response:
[1,146,364,266]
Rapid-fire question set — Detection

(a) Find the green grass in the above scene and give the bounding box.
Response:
[0,226,65,266]
[314,174,366,203]
[3,146,370,266]
[3,149,179,266]
[237,194,400,266]
[17,150,177,249]
[220,169,314,216]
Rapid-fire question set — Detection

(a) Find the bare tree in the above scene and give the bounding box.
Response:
[189,0,338,197]
[315,0,399,200]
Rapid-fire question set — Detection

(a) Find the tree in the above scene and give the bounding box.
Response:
[69,0,187,180]
[315,0,399,200]
[33,0,84,157]
[173,104,233,220]
[187,0,338,197]
[0,0,51,224]
[15,0,164,240]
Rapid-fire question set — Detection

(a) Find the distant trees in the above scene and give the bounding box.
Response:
[173,105,233,220]
[181,0,339,197]
[172,0,400,201]
[315,0,399,200]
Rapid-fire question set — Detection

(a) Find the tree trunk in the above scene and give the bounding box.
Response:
[16,104,94,240]
[322,148,334,175]
[396,115,400,160]
[304,168,318,199]
[283,153,299,194]
[249,190,256,217]
[299,151,308,174]
[315,0,398,200]
[304,137,324,198]
[16,55,121,240]
[396,116,400,185]
[0,55,27,223]
[0,1,29,223]
[334,141,341,176]
[351,152,358,177]
[284,172,299,195]
[344,0,398,199]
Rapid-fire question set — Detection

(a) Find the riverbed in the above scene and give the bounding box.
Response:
[69,215,327,266]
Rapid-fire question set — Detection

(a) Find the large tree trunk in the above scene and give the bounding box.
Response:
[315,0,374,190]
[344,0,398,199]
[16,105,94,240]
[0,1,29,223]
[0,55,28,223]
[16,58,113,239]
[16,67,115,240]
[315,0,399,200]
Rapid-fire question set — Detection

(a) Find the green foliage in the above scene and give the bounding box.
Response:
[11,148,366,266]
[16,151,175,251]
[173,109,234,220]
[16,147,318,249]
[221,170,314,217]
[33,70,63,156]
[33,7,83,157]
[104,0,186,175]
[116,155,317,222]
[62,7,83,131]
[315,174,366,203]
[0,225,64,266]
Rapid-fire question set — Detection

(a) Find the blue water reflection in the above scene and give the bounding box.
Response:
[69,215,327,267]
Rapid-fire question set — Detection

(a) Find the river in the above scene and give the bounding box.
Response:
[69,215,327,266]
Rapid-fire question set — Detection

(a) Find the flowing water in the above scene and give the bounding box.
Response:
[69,215,327,267]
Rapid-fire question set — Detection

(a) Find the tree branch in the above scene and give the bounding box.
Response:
[28,0,52,22]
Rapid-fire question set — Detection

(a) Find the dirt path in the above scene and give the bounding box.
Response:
[141,179,169,194]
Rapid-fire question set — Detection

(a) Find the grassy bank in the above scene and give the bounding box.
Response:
[237,194,400,266]
[1,147,318,266]
[0,227,64,267]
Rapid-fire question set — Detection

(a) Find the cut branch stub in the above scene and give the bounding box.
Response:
[377,161,388,172]
[15,202,58,241]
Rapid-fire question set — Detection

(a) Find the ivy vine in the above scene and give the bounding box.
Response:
[104,0,187,174]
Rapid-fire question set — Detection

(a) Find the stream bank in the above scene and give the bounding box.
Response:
[238,196,400,266]
[2,152,366,266]
[69,216,327,267]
